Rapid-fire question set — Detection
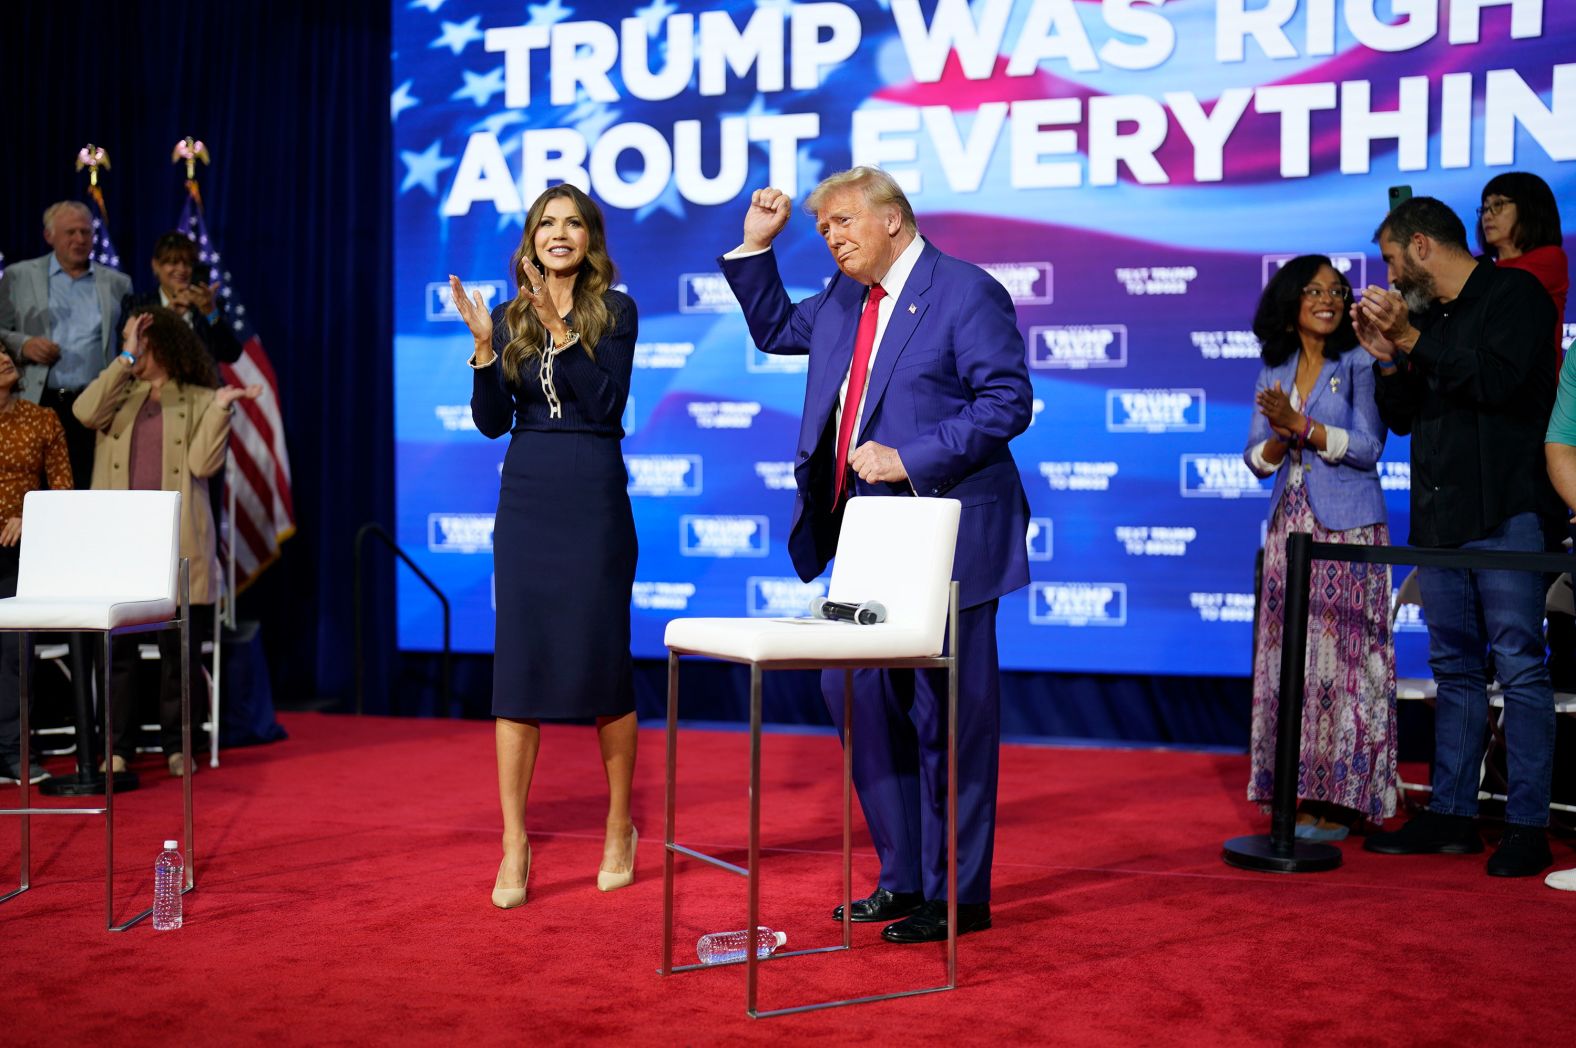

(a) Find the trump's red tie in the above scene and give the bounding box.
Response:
[833,283,887,504]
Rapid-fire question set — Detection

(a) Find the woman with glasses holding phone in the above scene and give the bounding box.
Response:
[1476,172,1567,363]
[1243,255,1397,841]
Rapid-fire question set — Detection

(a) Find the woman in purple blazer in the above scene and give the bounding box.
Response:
[1244,254,1398,840]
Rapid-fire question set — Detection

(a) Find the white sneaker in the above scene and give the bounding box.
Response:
[1547,867,1576,891]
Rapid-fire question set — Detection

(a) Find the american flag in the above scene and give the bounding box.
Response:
[178,193,295,591]
[88,195,122,270]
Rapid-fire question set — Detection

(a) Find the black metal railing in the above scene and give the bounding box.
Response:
[353,523,451,717]
[1223,530,1570,873]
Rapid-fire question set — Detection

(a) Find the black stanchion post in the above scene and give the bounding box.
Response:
[1222,530,1341,872]
[1268,530,1312,853]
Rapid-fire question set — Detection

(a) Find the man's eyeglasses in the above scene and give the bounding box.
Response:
[1476,198,1514,217]
[1301,286,1351,301]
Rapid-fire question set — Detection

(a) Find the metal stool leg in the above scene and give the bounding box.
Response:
[180,571,195,894]
[946,599,958,988]
[2,630,32,905]
[840,668,852,950]
[661,651,679,976]
[746,663,763,1016]
[104,634,140,931]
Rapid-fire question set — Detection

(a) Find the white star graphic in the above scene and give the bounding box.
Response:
[724,93,780,123]
[430,15,484,55]
[632,0,678,35]
[470,110,526,136]
[526,0,574,28]
[496,210,527,232]
[452,67,507,107]
[635,181,686,222]
[568,101,621,143]
[400,139,457,195]
[408,0,446,11]
[391,79,420,122]
[796,145,825,191]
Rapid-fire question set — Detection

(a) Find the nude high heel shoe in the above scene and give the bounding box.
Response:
[597,826,637,892]
[492,843,530,909]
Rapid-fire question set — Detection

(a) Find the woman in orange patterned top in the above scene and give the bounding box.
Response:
[0,350,73,784]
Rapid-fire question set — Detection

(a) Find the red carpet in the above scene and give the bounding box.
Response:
[3,713,1573,1046]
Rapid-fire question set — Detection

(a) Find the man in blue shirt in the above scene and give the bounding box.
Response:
[0,200,133,488]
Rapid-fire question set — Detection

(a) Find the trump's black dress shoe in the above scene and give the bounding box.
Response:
[830,887,925,923]
[881,900,991,943]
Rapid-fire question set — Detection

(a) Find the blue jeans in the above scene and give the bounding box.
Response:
[1416,512,1556,827]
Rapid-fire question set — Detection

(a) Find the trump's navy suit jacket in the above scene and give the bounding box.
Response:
[719,239,1033,609]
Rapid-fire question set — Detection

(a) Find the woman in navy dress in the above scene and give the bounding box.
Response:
[448,185,638,909]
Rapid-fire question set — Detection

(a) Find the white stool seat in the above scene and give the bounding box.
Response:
[0,596,177,632]
[664,618,939,664]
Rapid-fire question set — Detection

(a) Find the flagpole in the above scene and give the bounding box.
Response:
[173,136,295,612]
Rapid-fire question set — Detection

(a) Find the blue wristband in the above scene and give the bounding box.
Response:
[119,350,136,365]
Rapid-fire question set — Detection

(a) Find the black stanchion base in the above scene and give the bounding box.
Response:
[1221,834,1342,873]
[39,770,141,796]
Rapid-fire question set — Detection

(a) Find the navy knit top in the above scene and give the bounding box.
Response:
[470,289,637,439]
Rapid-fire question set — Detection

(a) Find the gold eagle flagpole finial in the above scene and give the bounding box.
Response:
[75,143,113,222]
[172,136,212,210]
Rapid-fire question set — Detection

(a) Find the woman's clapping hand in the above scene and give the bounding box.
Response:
[1256,381,1302,437]
[448,274,494,355]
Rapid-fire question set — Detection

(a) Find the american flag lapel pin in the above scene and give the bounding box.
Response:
[1330,376,1340,393]
[907,303,916,314]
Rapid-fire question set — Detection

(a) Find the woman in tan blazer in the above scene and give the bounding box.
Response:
[74,308,260,775]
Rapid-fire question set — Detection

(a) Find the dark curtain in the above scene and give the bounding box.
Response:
[3,1,395,709]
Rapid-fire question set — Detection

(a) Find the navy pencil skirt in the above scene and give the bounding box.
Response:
[491,429,636,719]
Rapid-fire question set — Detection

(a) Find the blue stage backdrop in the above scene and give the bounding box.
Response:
[392,0,1574,675]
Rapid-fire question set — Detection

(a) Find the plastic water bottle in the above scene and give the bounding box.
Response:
[153,840,183,931]
[696,927,787,965]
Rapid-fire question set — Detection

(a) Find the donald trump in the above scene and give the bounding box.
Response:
[719,166,1033,943]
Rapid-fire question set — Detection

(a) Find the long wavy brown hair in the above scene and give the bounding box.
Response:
[501,184,617,385]
[137,306,219,388]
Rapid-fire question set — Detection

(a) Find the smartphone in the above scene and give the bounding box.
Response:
[193,261,213,285]
[1387,185,1412,211]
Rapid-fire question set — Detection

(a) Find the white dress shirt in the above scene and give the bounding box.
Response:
[834,234,925,438]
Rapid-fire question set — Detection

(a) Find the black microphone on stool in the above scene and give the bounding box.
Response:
[809,598,888,625]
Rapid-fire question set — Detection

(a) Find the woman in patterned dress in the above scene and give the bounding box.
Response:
[1244,255,1398,839]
